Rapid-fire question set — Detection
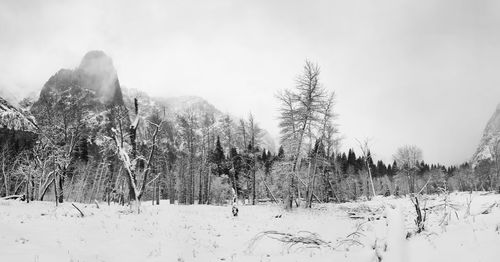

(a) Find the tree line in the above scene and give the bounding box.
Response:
[1,61,499,209]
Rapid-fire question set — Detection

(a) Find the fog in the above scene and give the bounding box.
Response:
[1,0,500,165]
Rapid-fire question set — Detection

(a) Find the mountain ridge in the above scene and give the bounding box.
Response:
[122,87,277,153]
[472,103,500,164]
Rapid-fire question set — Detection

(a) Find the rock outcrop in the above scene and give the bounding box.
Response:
[472,103,500,164]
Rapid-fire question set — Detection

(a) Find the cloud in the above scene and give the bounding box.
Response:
[1,0,499,164]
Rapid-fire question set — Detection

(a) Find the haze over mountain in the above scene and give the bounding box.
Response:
[27,50,276,152]
[2,0,500,165]
[122,87,276,152]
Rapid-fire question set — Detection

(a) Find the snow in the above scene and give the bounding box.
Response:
[1,192,499,262]
[0,96,37,131]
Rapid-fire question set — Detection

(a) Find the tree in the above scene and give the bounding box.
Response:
[31,86,97,203]
[305,92,337,208]
[356,139,376,198]
[211,136,225,173]
[110,100,162,211]
[177,109,199,204]
[200,112,216,204]
[247,113,262,205]
[219,114,233,153]
[277,60,331,209]
[277,146,285,160]
[238,119,248,151]
[393,145,423,194]
[488,136,500,191]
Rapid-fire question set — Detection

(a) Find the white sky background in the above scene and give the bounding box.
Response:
[1,0,500,165]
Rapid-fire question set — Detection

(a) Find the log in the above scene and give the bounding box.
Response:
[1,194,25,200]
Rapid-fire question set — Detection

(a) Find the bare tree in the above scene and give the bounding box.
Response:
[247,112,262,205]
[176,109,199,204]
[238,119,248,150]
[220,114,233,152]
[277,60,330,209]
[356,138,376,198]
[110,100,162,211]
[0,143,10,196]
[393,145,423,194]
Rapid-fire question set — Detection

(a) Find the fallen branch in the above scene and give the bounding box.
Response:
[248,230,331,253]
[71,203,85,217]
[478,202,498,215]
[335,222,366,249]
[341,204,385,221]
[1,194,25,200]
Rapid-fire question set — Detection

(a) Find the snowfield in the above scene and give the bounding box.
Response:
[1,192,500,262]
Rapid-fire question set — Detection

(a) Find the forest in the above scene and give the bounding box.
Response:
[0,60,498,211]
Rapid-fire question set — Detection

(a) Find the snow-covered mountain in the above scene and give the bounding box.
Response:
[122,88,276,153]
[0,96,37,132]
[122,88,221,120]
[33,50,126,110]
[472,103,500,164]
[25,50,276,153]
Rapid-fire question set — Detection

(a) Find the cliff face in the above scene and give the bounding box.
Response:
[472,103,500,164]
[33,50,125,113]
[0,95,38,152]
[0,96,36,132]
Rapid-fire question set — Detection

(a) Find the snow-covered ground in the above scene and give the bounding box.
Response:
[1,192,499,262]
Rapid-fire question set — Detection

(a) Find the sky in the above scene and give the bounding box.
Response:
[1,0,500,165]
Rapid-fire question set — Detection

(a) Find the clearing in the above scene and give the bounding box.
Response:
[1,192,499,262]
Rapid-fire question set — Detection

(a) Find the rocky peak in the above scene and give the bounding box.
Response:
[472,103,500,164]
[36,50,124,106]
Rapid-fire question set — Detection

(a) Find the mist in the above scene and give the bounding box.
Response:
[1,0,500,165]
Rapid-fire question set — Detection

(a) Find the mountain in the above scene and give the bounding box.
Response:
[33,50,125,112]
[472,103,500,164]
[0,96,37,132]
[28,50,276,153]
[0,96,38,153]
[122,88,221,120]
[122,88,276,153]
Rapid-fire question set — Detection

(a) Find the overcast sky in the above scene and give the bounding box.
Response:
[1,0,500,165]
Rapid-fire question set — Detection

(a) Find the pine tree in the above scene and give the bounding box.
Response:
[277,146,285,159]
[211,136,225,176]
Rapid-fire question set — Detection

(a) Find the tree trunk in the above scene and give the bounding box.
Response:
[168,167,175,204]
[2,157,8,197]
[198,164,203,204]
[54,174,58,206]
[58,170,65,203]
[207,165,212,205]
[156,180,160,205]
[252,164,256,205]
[26,172,30,203]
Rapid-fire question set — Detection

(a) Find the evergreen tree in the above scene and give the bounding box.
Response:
[277,146,285,159]
[210,136,225,176]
